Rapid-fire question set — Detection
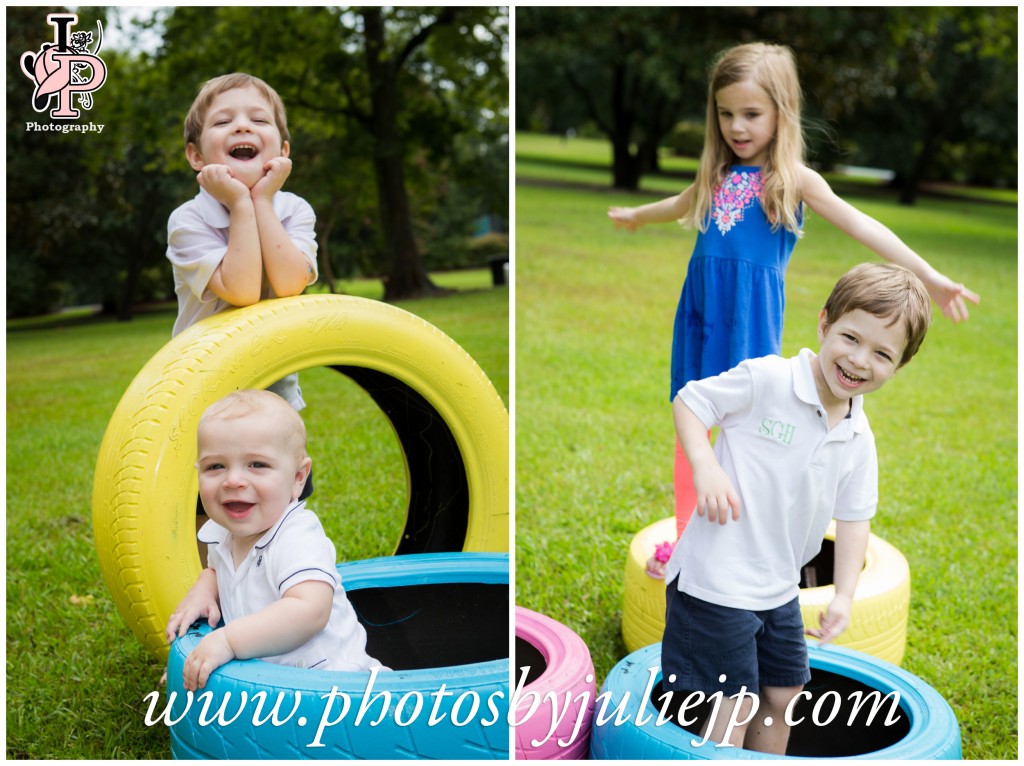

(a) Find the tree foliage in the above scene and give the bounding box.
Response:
[516,6,1017,199]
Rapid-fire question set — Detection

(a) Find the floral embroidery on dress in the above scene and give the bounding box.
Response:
[711,170,763,235]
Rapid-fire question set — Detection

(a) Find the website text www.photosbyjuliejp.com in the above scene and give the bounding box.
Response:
[143,666,904,752]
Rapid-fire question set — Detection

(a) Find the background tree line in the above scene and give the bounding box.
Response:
[7,6,508,319]
[516,6,1016,202]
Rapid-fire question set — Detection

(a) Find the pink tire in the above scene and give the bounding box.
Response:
[514,606,596,760]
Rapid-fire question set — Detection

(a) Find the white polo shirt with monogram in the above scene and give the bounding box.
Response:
[665,348,878,611]
[199,501,383,671]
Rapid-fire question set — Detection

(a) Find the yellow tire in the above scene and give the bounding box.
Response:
[622,517,910,665]
[92,295,508,658]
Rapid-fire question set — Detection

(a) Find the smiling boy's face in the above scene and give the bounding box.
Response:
[813,308,908,410]
[186,85,289,189]
[196,408,310,552]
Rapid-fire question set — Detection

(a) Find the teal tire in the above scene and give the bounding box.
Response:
[590,642,960,760]
[166,553,509,760]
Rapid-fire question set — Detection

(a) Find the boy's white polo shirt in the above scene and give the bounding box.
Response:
[166,188,319,410]
[166,187,318,337]
[665,348,878,611]
[199,501,382,672]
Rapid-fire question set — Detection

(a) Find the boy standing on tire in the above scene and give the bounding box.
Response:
[166,72,318,408]
[166,74,318,554]
[661,263,931,754]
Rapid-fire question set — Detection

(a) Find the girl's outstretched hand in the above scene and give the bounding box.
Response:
[608,206,640,231]
[927,272,980,323]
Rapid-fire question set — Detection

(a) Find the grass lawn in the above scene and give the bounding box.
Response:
[5,271,508,759]
[514,133,1017,759]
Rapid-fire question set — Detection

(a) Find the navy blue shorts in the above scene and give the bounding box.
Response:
[661,579,810,696]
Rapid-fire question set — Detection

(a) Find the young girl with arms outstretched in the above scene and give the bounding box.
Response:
[608,43,979,575]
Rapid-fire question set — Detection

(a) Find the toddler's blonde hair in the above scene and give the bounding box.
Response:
[199,389,307,461]
[683,42,804,236]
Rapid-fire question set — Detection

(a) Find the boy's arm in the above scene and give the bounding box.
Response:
[798,165,979,322]
[806,519,870,644]
[251,157,315,298]
[198,165,264,306]
[608,185,696,231]
[165,567,221,644]
[673,396,741,524]
[182,580,333,691]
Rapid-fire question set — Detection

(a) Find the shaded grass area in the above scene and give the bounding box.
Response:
[514,140,1016,759]
[6,273,507,759]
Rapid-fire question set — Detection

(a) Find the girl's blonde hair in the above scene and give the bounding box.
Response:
[683,43,804,236]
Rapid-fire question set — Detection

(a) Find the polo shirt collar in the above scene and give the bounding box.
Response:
[794,348,867,433]
[254,500,305,550]
[194,187,231,229]
[196,499,306,549]
[193,187,286,230]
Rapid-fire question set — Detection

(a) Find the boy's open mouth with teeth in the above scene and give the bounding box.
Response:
[229,144,258,160]
[223,501,256,518]
[836,364,865,385]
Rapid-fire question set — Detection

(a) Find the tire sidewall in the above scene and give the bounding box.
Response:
[514,606,596,759]
[589,643,960,760]
[166,552,510,760]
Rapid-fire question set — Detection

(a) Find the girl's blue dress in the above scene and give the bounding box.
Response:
[670,167,801,399]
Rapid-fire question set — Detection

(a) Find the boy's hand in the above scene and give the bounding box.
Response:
[166,570,221,645]
[197,164,250,208]
[806,593,852,644]
[183,629,235,691]
[251,156,292,201]
[693,462,742,524]
[608,206,641,231]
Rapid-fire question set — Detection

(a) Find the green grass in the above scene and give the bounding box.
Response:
[5,273,507,759]
[514,134,1016,759]
[516,131,1020,203]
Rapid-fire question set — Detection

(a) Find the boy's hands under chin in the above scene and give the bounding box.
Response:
[196,164,251,208]
[251,156,292,202]
[183,629,236,691]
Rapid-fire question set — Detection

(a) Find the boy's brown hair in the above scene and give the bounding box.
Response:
[183,73,290,148]
[822,263,931,367]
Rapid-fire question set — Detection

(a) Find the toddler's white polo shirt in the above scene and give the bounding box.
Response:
[199,501,383,671]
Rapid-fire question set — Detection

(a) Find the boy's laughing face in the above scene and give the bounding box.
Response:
[196,411,309,553]
[186,85,288,189]
[813,308,907,409]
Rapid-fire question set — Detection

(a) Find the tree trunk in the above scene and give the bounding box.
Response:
[609,60,643,190]
[611,137,643,189]
[899,124,943,206]
[362,8,441,301]
[116,252,140,321]
[316,214,338,294]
